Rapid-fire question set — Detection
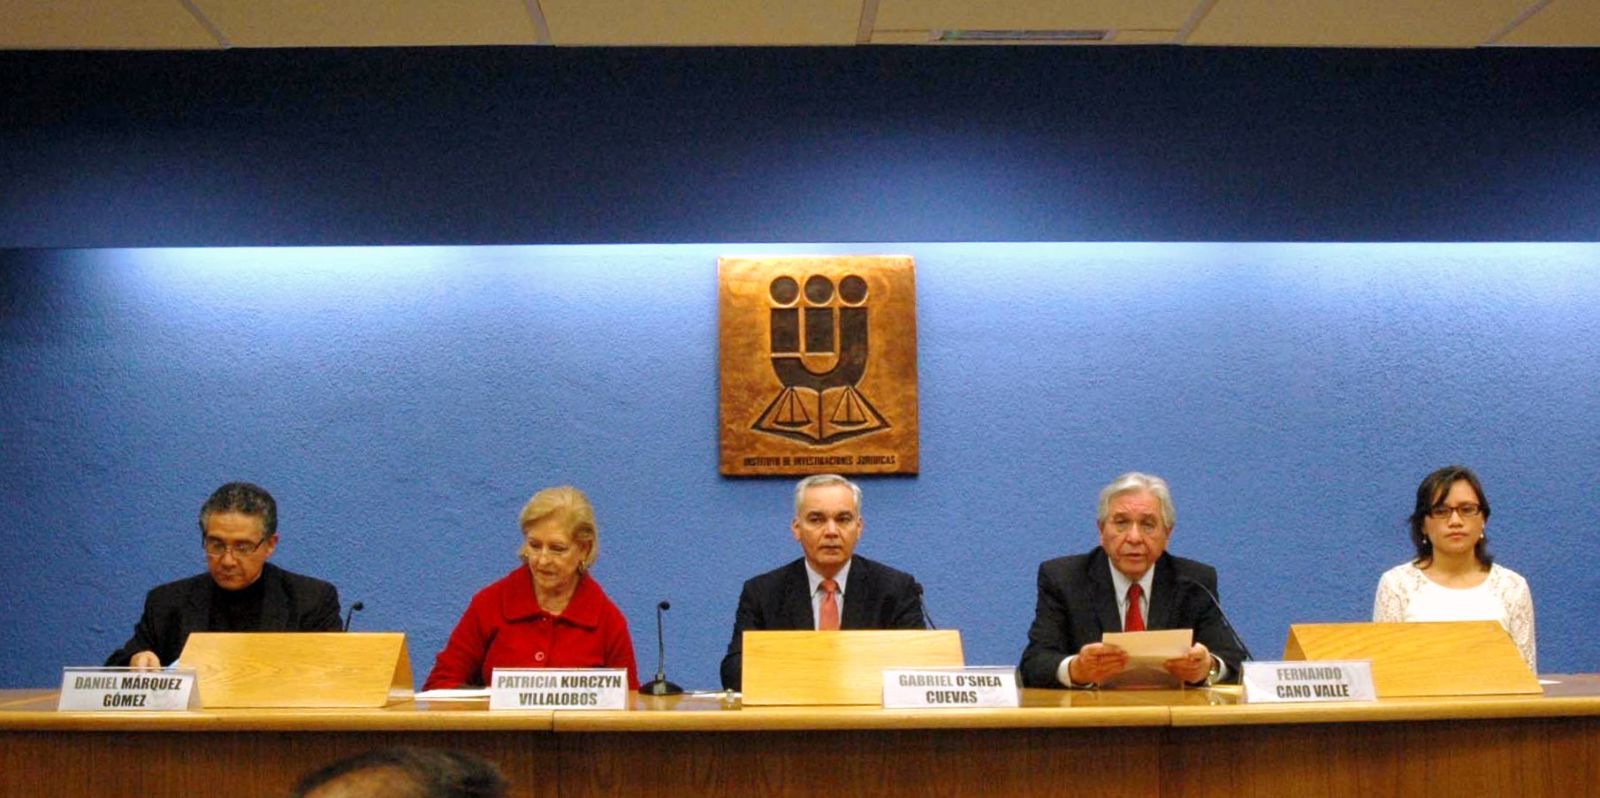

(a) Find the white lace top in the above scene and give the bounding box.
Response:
[1372,562,1536,672]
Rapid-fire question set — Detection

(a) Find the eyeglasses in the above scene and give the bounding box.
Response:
[203,537,270,558]
[1107,515,1164,535]
[522,540,576,559]
[1427,503,1482,519]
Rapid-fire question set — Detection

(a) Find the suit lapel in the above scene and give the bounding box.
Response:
[1147,556,1177,631]
[840,557,871,629]
[181,577,211,637]
[1086,551,1121,635]
[258,565,291,631]
[781,560,814,630]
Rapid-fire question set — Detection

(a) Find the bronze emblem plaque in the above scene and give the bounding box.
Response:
[719,255,919,475]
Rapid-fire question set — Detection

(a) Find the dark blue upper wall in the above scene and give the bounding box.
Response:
[3,46,1598,247]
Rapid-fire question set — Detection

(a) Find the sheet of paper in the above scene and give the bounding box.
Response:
[1096,629,1194,689]
[1101,628,1193,667]
[415,688,491,701]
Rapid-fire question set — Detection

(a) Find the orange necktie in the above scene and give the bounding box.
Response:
[819,579,840,631]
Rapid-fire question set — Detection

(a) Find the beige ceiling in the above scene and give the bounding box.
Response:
[0,0,1594,49]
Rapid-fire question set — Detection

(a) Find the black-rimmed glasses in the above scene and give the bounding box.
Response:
[1427,503,1481,519]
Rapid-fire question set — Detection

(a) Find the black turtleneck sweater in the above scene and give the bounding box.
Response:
[207,573,267,632]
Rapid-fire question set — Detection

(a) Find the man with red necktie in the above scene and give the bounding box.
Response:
[1020,472,1244,688]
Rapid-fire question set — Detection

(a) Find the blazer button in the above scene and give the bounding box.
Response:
[534,652,546,662]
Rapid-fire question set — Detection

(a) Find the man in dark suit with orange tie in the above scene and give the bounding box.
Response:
[720,474,925,691]
[1021,472,1245,688]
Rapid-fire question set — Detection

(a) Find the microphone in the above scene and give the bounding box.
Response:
[638,600,683,696]
[1176,576,1252,662]
[914,582,937,630]
[342,601,365,632]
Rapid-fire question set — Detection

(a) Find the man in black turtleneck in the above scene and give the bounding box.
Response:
[106,482,342,668]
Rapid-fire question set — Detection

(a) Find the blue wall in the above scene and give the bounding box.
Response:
[3,242,1597,688]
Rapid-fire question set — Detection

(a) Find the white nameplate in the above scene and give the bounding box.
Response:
[1242,660,1377,703]
[488,668,628,710]
[57,667,198,711]
[882,666,1020,709]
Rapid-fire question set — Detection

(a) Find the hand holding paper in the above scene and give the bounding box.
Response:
[1070,642,1131,685]
[1164,642,1213,684]
[1095,629,1195,688]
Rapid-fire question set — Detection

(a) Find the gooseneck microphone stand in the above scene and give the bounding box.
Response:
[638,600,684,695]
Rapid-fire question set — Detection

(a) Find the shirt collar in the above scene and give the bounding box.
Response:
[502,567,603,629]
[1107,558,1154,605]
[804,557,852,597]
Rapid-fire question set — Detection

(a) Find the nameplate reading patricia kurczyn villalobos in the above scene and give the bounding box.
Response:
[488,668,629,710]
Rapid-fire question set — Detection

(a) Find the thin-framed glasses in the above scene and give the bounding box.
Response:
[521,540,575,560]
[1427,503,1482,519]
[203,537,269,558]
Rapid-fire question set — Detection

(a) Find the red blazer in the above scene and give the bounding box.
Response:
[424,567,640,690]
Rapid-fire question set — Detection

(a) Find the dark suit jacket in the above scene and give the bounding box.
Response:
[105,562,342,666]
[720,555,925,690]
[1019,548,1245,687]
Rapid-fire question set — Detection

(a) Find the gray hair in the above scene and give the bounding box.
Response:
[1096,472,1176,529]
[793,474,863,517]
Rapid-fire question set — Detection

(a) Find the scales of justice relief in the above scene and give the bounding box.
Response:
[718,256,919,476]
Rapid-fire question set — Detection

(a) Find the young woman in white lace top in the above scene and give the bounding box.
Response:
[1372,465,1536,672]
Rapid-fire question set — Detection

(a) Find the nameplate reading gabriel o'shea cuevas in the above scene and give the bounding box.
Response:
[488,668,628,710]
[882,667,1020,709]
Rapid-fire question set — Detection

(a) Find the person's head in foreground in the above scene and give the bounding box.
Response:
[292,747,508,798]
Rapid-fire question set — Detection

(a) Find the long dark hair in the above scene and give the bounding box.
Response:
[1408,465,1493,569]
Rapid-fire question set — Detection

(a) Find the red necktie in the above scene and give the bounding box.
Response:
[819,579,840,631]
[1124,583,1145,632]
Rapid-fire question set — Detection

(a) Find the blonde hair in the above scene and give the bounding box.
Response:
[518,486,599,570]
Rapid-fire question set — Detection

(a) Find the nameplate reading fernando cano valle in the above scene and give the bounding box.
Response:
[719,256,919,476]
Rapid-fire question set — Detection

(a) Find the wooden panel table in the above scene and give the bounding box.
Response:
[555,688,1176,797]
[1162,675,1600,797]
[4,677,1599,797]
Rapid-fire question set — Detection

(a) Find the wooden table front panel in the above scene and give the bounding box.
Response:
[561,726,1163,798]
[1162,716,1600,798]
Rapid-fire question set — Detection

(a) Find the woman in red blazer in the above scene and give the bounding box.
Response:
[424,486,640,690]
